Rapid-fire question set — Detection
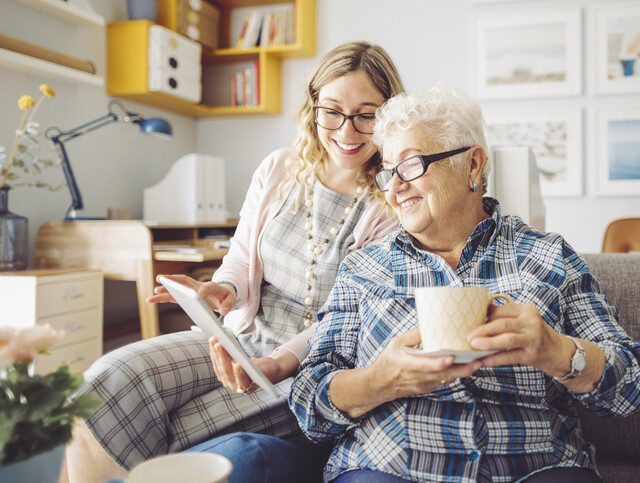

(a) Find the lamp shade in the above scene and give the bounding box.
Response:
[138,117,172,137]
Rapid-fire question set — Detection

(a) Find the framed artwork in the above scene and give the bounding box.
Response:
[593,108,640,196]
[484,108,583,197]
[594,3,640,94]
[474,9,582,99]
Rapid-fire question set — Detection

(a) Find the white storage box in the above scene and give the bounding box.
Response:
[144,153,226,224]
[148,71,202,103]
[148,25,202,102]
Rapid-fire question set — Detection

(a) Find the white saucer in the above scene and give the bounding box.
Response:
[404,347,500,364]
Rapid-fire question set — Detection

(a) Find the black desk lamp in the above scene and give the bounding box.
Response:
[45,99,172,220]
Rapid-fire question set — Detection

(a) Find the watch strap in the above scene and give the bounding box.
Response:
[554,337,586,382]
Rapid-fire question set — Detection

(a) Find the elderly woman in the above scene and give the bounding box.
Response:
[288,87,640,483]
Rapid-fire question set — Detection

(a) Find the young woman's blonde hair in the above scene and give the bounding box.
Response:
[287,41,405,208]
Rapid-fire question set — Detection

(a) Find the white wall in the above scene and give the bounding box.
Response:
[196,0,640,253]
[0,0,197,259]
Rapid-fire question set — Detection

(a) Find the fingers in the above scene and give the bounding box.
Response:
[146,285,175,304]
[232,362,253,392]
[469,332,524,352]
[479,348,525,368]
[394,328,422,348]
[487,303,521,318]
[198,283,237,315]
[401,352,456,374]
[468,316,520,340]
[211,341,238,391]
[435,360,483,384]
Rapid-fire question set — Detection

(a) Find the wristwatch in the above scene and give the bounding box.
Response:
[554,337,587,382]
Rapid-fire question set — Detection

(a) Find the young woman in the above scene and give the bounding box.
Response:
[65,41,405,483]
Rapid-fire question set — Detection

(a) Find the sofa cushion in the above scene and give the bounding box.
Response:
[576,254,640,463]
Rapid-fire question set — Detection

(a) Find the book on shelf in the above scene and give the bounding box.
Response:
[230,4,295,49]
[242,11,263,48]
[235,15,250,48]
[229,74,237,106]
[235,70,244,105]
[227,61,259,107]
[259,13,272,47]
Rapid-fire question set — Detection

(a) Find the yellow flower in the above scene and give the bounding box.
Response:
[18,95,35,110]
[39,84,56,97]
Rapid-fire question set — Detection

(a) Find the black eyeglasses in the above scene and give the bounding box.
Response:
[313,106,377,134]
[374,146,471,192]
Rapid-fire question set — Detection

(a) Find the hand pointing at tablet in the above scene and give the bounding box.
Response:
[146,274,237,316]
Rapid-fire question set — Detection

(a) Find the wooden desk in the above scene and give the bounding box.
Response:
[35,220,237,339]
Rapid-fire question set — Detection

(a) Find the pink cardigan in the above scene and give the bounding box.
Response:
[213,148,397,356]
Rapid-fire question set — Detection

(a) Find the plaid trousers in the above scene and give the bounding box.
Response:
[80,330,301,470]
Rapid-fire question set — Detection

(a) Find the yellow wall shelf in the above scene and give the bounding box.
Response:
[107,0,315,118]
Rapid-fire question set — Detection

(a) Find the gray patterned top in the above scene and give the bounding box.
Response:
[237,179,367,357]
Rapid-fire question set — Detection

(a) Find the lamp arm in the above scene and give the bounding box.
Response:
[51,138,83,215]
[45,112,118,218]
[50,113,117,144]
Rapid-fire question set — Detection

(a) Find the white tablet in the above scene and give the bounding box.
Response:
[158,276,281,398]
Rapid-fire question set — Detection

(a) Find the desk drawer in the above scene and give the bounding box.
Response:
[44,307,102,349]
[36,276,102,318]
[35,337,102,375]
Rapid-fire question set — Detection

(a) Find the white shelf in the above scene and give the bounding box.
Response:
[7,0,105,27]
[0,48,104,87]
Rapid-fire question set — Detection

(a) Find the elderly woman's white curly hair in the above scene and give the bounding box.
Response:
[373,86,492,193]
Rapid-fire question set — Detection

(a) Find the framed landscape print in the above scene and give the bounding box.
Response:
[484,108,583,197]
[593,108,640,196]
[594,3,640,94]
[474,9,582,99]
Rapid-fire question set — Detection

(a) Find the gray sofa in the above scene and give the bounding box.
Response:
[578,254,640,482]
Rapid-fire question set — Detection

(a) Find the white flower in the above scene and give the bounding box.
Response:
[0,324,65,366]
[26,122,40,135]
[14,324,64,353]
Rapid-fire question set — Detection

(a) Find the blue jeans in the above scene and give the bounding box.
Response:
[185,432,331,483]
[332,467,601,483]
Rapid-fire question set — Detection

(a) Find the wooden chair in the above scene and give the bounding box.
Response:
[601,218,640,253]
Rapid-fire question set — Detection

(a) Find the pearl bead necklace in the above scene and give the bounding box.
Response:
[303,177,364,327]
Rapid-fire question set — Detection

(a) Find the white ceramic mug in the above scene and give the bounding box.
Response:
[125,453,232,483]
[415,286,512,352]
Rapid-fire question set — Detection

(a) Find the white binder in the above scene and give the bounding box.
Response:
[144,153,226,224]
[489,146,546,231]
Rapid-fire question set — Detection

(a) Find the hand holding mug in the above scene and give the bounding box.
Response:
[468,302,566,374]
[369,329,483,400]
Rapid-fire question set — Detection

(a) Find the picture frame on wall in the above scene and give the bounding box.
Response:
[593,108,640,196]
[474,9,582,99]
[484,107,583,197]
[594,3,640,94]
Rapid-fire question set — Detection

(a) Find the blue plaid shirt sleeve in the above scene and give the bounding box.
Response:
[289,260,363,442]
[559,243,640,415]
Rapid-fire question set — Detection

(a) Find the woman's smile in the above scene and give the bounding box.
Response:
[333,139,365,155]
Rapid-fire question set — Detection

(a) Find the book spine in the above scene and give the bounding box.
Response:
[229,74,237,106]
[254,60,260,106]
[235,70,244,106]
[235,16,250,48]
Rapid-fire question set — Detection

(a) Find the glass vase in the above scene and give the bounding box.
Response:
[0,186,28,271]
[0,445,64,483]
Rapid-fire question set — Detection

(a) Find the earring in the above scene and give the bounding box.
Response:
[470,181,478,193]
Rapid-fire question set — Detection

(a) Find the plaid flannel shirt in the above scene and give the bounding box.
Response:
[290,198,640,483]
